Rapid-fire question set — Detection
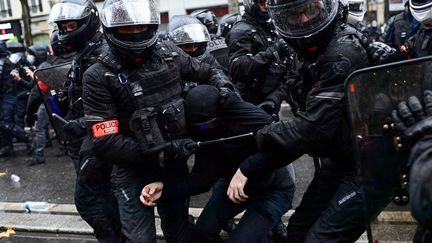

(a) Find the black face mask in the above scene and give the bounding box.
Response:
[258,11,270,21]
[114,31,153,42]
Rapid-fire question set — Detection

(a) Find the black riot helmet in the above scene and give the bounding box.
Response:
[219,13,242,37]
[410,0,432,27]
[49,0,100,52]
[267,0,339,53]
[168,15,210,57]
[100,0,160,63]
[190,9,219,35]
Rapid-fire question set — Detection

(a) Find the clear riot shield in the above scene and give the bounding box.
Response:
[34,62,72,145]
[345,56,432,241]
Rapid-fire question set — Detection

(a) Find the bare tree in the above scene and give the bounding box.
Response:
[20,0,33,45]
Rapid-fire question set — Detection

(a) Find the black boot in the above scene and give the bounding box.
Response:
[271,220,288,242]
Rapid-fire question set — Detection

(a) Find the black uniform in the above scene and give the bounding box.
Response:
[226,14,288,112]
[239,23,392,242]
[385,11,418,46]
[83,41,232,243]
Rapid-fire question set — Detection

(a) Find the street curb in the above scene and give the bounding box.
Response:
[0,202,416,224]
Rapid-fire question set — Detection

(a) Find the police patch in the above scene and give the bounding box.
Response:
[92,120,119,138]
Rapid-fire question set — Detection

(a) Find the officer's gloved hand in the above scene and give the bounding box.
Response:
[25,113,37,127]
[267,39,291,62]
[258,100,279,121]
[392,90,432,145]
[367,42,397,65]
[63,117,87,138]
[166,138,196,160]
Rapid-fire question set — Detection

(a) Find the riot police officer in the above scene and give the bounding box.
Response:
[190,9,230,68]
[384,0,420,46]
[227,0,392,241]
[48,0,123,242]
[82,0,234,242]
[226,0,292,120]
[406,0,432,56]
[167,15,220,67]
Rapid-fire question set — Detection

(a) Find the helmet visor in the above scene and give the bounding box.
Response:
[101,0,160,28]
[49,2,91,23]
[171,24,210,45]
[269,0,339,38]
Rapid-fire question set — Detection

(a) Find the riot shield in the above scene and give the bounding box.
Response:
[34,62,72,145]
[345,56,432,241]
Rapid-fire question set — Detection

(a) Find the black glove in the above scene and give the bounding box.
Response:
[267,38,292,62]
[63,117,87,138]
[258,100,279,121]
[166,138,196,160]
[25,113,37,127]
[392,90,432,144]
[367,42,397,65]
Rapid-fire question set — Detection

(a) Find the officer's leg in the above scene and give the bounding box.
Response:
[113,168,156,243]
[304,174,391,242]
[157,157,194,243]
[28,104,48,165]
[287,158,344,243]
[1,94,15,151]
[75,152,122,243]
[195,179,246,243]
[15,96,27,130]
[230,185,295,243]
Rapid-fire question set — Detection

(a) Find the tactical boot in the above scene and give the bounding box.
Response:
[271,220,288,242]
[221,219,237,233]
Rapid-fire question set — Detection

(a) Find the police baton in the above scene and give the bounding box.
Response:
[186,132,254,149]
[52,113,69,125]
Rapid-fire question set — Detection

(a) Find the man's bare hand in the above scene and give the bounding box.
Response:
[10,69,20,81]
[140,181,163,207]
[227,168,249,204]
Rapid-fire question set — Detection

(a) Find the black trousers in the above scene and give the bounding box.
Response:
[287,157,392,243]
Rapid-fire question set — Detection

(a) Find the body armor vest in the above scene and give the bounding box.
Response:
[99,44,186,153]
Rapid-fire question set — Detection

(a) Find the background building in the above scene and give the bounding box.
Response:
[0,0,52,44]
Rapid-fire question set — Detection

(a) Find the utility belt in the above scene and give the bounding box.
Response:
[129,98,187,155]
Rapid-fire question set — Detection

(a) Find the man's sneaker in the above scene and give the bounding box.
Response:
[26,156,45,166]
[0,146,14,158]
[221,219,237,233]
[272,220,288,242]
